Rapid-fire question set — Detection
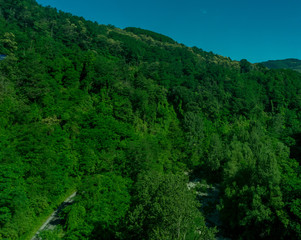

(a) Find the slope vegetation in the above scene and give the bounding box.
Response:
[261,58,301,73]
[0,0,300,239]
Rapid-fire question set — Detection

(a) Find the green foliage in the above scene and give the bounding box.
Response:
[63,173,131,239]
[124,27,176,44]
[0,0,300,239]
[125,172,216,240]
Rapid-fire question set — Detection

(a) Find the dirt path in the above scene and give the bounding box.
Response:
[31,192,77,240]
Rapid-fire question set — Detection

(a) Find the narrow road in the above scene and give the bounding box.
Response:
[31,192,77,240]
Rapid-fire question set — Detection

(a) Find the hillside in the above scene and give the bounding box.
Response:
[0,0,300,239]
[261,58,301,73]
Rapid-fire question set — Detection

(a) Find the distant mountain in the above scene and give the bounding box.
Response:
[260,58,301,73]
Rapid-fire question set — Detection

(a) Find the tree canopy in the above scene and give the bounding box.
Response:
[0,0,300,239]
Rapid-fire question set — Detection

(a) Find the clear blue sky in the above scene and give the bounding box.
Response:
[37,0,301,63]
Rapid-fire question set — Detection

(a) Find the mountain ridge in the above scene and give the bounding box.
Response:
[260,58,301,73]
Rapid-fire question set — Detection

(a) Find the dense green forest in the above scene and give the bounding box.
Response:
[0,0,300,239]
[261,58,301,73]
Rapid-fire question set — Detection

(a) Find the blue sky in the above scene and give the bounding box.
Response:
[37,0,301,63]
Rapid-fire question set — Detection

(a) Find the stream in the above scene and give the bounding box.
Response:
[188,178,231,240]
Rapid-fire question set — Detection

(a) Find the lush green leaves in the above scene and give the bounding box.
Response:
[0,1,300,239]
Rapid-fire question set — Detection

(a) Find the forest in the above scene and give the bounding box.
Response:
[0,0,300,239]
[261,58,301,73]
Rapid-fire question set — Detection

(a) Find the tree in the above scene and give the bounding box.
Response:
[63,173,131,239]
[126,172,216,240]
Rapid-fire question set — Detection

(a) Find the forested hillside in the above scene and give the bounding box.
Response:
[261,58,301,73]
[0,0,300,239]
